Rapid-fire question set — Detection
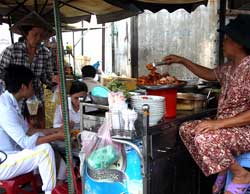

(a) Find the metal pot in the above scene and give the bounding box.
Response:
[176,93,208,110]
[90,95,109,106]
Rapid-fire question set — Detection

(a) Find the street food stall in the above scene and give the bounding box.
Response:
[1,0,249,194]
[77,60,220,193]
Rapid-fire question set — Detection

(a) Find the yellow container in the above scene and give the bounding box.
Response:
[66,78,74,94]
[101,76,137,91]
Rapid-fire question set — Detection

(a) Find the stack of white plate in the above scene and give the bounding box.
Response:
[130,95,165,126]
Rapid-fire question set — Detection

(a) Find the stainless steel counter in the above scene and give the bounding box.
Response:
[135,107,217,158]
[144,108,217,194]
[149,108,217,135]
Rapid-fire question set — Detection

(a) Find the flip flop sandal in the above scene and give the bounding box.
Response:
[225,182,250,194]
[213,175,226,194]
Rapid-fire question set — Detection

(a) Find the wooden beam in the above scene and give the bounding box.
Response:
[218,0,226,65]
[226,9,250,16]
[130,16,138,78]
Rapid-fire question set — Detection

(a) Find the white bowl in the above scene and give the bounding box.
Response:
[131,102,165,112]
[130,95,165,102]
[130,95,165,126]
[149,114,164,126]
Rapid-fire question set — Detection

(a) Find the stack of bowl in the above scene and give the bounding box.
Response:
[130,95,165,126]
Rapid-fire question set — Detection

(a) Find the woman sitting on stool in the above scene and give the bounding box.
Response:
[163,14,250,194]
[53,80,88,184]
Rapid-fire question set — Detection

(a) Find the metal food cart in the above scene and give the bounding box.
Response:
[79,100,217,194]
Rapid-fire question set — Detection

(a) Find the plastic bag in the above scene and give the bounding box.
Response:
[80,130,98,158]
[86,113,121,170]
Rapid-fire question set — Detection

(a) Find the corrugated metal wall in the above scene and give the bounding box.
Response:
[138,0,219,81]
[111,0,220,81]
[112,21,132,76]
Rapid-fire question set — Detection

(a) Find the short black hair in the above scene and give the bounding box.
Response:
[81,65,96,78]
[69,80,88,95]
[4,65,34,93]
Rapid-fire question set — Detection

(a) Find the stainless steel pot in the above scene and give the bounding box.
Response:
[176,93,208,110]
[90,95,109,105]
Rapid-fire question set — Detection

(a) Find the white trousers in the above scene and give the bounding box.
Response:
[0,143,56,194]
[57,158,67,180]
[57,158,77,181]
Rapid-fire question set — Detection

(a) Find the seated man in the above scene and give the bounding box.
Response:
[81,65,101,93]
[0,65,64,194]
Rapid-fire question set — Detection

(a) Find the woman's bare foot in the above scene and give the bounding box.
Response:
[213,171,227,194]
[224,169,250,194]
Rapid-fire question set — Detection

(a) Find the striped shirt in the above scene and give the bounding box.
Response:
[0,41,53,101]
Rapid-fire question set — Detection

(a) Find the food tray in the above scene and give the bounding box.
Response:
[137,81,187,90]
[137,84,178,90]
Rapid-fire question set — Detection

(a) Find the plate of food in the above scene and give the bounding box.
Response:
[136,63,187,90]
[137,82,186,90]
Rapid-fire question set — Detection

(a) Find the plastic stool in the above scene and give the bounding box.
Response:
[0,172,38,194]
[225,153,250,193]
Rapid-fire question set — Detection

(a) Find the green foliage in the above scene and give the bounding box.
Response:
[106,79,131,99]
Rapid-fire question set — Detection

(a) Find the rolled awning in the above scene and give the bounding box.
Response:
[0,0,207,25]
[107,0,208,13]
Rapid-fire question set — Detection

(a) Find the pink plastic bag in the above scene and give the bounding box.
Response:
[81,113,121,169]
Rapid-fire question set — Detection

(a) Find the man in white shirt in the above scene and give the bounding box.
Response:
[0,65,64,194]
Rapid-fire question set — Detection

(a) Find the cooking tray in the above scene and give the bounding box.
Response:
[137,80,187,90]
[200,80,221,88]
[177,93,207,100]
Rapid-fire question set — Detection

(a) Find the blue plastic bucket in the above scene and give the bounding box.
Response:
[84,142,143,194]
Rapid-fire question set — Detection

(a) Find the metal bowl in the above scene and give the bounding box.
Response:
[177,93,207,110]
[90,95,109,105]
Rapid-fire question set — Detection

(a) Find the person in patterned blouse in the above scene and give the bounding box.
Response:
[164,15,250,194]
[0,11,56,128]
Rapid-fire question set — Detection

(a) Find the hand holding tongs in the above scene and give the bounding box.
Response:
[152,61,167,67]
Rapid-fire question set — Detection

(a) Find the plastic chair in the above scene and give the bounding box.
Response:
[225,152,250,193]
[0,171,38,194]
